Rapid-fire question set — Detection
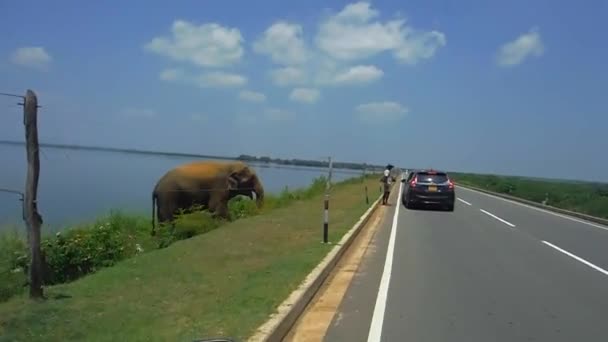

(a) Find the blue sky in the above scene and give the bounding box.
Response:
[1,0,607,181]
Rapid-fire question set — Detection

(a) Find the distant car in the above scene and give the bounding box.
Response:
[401,169,455,211]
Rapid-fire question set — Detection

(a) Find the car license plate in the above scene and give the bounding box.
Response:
[428,185,437,192]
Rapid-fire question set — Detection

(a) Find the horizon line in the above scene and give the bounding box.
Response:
[0,140,390,171]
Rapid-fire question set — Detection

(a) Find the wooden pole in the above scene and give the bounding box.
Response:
[23,89,44,299]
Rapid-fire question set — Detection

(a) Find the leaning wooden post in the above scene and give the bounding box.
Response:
[23,89,44,299]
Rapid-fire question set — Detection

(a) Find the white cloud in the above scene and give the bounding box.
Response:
[289,88,320,104]
[496,28,544,66]
[355,101,408,123]
[196,71,247,88]
[265,108,296,121]
[394,31,447,64]
[270,67,307,87]
[145,20,244,68]
[331,65,383,85]
[315,2,446,64]
[253,21,308,65]
[239,90,266,102]
[120,107,157,119]
[10,47,52,70]
[159,68,246,88]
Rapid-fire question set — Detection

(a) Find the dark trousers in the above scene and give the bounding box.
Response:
[382,190,390,204]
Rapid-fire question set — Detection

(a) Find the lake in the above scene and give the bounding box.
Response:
[0,144,362,231]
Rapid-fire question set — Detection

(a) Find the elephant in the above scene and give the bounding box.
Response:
[151,160,264,235]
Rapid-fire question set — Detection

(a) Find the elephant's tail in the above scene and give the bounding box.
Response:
[151,192,157,236]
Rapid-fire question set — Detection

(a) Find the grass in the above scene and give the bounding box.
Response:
[0,176,335,302]
[0,175,382,341]
[451,172,608,219]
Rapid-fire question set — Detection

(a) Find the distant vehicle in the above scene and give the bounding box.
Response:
[401,169,455,211]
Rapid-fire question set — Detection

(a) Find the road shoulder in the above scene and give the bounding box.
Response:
[320,190,399,341]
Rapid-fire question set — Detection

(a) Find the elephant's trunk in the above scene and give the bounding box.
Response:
[253,176,264,207]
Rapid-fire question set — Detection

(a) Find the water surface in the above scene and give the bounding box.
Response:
[0,144,361,231]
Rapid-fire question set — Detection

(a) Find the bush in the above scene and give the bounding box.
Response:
[40,212,150,284]
[0,231,28,302]
[154,207,223,248]
[228,196,260,220]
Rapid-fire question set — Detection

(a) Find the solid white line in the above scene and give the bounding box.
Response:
[480,209,516,227]
[367,180,403,342]
[458,186,608,232]
[542,241,608,276]
[457,198,472,206]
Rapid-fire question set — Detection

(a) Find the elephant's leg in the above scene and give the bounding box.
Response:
[208,190,230,219]
[157,193,180,224]
[159,205,176,223]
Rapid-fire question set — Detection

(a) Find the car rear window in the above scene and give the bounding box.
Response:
[416,173,448,183]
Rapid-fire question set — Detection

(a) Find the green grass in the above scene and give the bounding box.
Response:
[0,175,381,341]
[451,172,608,219]
[0,176,335,302]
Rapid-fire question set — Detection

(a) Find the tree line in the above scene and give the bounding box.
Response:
[237,154,387,171]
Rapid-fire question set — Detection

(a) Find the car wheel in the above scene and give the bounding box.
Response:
[446,203,454,212]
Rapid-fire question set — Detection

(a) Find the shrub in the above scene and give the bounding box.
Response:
[40,211,150,284]
[154,207,223,248]
[228,196,260,220]
[0,231,28,301]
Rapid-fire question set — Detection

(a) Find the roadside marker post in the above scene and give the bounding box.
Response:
[323,195,329,243]
[323,157,333,244]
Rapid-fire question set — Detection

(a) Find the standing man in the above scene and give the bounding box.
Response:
[380,168,392,205]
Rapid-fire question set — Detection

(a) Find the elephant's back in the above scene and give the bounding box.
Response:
[175,161,225,176]
[166,160,247,183]
[175,160,246,176]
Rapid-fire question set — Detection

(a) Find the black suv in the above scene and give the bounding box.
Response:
[401,169,455,211]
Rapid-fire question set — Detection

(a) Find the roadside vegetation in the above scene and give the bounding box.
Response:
[451,172,608,219]
[0,174,380,341]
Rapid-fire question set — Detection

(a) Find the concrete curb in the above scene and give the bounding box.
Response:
[457,183,608,227]
[248,194,384,342]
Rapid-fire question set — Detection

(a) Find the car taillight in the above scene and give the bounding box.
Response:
[410,176,418,187]
[448,179,454,189]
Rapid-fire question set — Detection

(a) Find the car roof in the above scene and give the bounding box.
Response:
[413,169,448,175]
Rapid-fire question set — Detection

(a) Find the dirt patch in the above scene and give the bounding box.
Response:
[283,204,387,342]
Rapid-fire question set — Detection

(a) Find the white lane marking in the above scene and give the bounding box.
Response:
[457,198,472,206]
[367,180,403,342]
[480,209,516,227]
[458,186,608,232]
[542,241,608,276]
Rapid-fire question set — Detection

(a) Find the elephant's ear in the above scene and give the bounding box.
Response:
[230,165,252,185]
[227,173,239,189]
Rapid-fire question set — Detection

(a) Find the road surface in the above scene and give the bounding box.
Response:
[324,183,608,342]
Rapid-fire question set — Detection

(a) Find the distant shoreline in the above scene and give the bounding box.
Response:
[0,140,388,172]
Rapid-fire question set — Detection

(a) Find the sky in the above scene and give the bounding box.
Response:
[1,0,607,181]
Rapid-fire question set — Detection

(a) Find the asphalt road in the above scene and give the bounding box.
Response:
[324,183,608,342]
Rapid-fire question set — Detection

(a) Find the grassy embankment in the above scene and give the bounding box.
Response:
[0,174,382,341]
[451,172,608,219]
